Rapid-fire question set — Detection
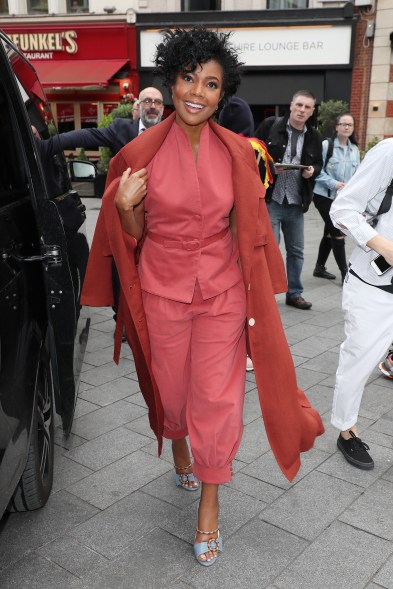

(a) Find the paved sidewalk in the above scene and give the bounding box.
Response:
[1,198,393,589]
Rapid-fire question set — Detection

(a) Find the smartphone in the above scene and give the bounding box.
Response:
[370,254,392,275]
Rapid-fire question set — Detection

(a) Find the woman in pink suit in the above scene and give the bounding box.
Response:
[82,26,324,567]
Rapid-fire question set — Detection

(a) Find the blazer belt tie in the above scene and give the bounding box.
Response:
[147,227,229,251]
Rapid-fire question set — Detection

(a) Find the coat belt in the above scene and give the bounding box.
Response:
[146,227,229,251]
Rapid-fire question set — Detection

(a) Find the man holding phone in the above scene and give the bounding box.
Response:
[329,137,393,470]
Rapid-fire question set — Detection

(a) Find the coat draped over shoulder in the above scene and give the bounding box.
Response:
[81,113,324,481]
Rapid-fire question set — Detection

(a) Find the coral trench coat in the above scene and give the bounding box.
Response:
[81,113,324,482]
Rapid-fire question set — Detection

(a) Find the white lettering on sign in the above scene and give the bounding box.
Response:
[9,31,78,56]
[140,26,351,68]
[25,52,53,60]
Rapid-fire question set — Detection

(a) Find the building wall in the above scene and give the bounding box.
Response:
[367,0,393,145]
[3,0,346,15]
[350,11,374,149]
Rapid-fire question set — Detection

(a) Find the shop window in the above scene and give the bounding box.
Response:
[80,103,97,129]
[103,103,118,116]
[0,0,8,14]
[181,0,221,9]
[57,103,75,133]
[27,0,48,13]
[67,0,89,12]
[267,0,308,7]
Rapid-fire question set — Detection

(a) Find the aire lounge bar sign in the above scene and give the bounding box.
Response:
[140,25,352,68]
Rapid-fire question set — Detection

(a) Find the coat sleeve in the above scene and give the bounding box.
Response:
[80,203,114,307]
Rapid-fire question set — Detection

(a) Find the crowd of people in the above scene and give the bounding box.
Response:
[44,25,393,566]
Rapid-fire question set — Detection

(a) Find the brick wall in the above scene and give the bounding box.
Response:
[350,15,374,151]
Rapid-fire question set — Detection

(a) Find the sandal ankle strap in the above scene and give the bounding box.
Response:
[174,462,192,471]
[196,527,219,535]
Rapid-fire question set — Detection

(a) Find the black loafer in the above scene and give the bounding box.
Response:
[337,431,374,470]
[285,295,312,310]
[313,264,336,280]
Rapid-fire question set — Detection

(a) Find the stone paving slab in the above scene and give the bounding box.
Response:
[36,537,109,580]
[68,490,181,559]
[226,471,285,504]
[77,528,194,589]
[339,479,393,540]
[317,441,393,488]
[273,521,393,589]
[66,427,151,471]
[79,376,140,406]
[0,553,84,589]
[3,198,393,589]
[0,491,99,570]
[184,519,309,589]
[70,399,146,440]
[160,484,265,544]
[373,553,393,588]
[242,446,331,490]
[298,349,341,376]
[260,470,363,541]
[66,450,172,509]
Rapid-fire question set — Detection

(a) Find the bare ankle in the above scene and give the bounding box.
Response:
[341,427,359,440]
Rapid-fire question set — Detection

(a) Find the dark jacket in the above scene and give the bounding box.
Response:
[43,118,139,158]
[255,115,323,212]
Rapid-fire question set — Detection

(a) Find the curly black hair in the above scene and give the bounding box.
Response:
[154,26,243,101]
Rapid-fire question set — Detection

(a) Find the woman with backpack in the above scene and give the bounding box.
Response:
[312,113,360,283]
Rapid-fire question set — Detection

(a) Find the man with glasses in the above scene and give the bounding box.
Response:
[43,87,165,156]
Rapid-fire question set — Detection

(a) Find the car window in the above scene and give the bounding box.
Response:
[1,35,71,200]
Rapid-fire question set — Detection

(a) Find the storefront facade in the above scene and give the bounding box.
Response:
[136,5,369,145]
[2,20,138,132]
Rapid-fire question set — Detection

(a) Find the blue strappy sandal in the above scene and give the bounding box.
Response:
[174,462,200,492]
[193,527,222,567]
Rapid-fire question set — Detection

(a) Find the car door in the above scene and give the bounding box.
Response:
[0,31,90,465]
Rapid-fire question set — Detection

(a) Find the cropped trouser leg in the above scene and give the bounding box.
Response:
[142,281,247,484]
[331,273,393,431]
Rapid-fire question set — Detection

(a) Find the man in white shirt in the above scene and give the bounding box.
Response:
[330,138,393,470]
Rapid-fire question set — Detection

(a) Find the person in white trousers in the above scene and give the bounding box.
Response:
[330,138,393,470]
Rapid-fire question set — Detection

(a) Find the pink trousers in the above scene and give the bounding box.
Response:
[142,280,247,484]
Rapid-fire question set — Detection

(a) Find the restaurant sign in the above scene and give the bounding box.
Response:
[8,31,78,60]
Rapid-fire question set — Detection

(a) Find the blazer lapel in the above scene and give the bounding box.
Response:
[120,112,176,170]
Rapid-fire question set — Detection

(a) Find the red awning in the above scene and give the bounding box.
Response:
[31,59,128,88]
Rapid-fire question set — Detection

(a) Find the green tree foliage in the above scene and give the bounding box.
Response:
[77,147,89,161]
[110,103,133,120]
[318,99,349,138]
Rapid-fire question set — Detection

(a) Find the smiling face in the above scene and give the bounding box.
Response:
[289,94,315,130]
[171,60,224,136]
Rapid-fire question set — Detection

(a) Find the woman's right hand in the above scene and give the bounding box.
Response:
[115,167,148,212]
[367,235,393,267]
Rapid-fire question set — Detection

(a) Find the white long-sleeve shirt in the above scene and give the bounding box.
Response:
[330,138,393,287]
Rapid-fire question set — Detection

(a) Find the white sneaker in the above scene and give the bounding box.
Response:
[246,356,254,372]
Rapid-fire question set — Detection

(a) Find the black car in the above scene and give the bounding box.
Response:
[0,31,91,517]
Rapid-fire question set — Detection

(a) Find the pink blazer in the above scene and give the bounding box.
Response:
[81,113,324,481]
